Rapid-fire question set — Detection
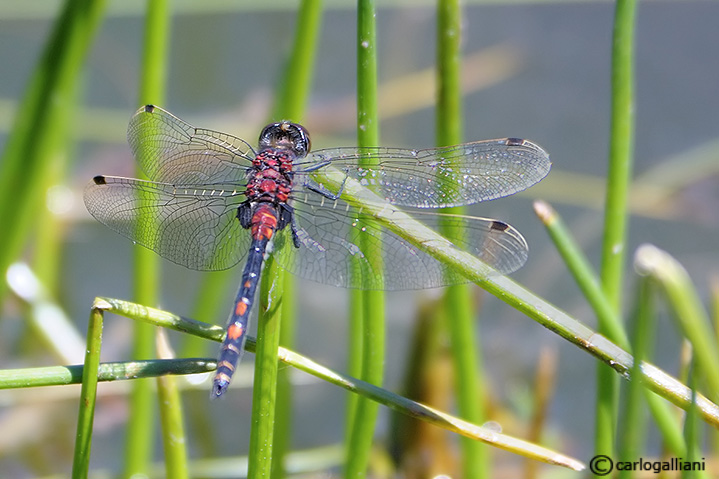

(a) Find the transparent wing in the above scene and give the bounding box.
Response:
[299,138,550,209]
[84,175,250,271]
[274,192,528,291]
[128,105,256,185]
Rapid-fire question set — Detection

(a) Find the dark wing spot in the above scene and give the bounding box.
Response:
[92,175,107,185]
[144,104,156,113]
[506,138,525,146]
[490,221,509,232]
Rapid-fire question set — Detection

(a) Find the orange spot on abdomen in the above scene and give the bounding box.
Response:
[234,301,248,317]
[227,322,244,340]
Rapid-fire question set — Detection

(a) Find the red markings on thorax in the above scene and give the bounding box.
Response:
[244,149,292,240]
[246,149,294,204]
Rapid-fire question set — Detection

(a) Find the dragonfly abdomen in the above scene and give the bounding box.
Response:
[213,204,279,397]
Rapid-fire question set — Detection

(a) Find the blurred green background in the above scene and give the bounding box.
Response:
[0,1,718,477]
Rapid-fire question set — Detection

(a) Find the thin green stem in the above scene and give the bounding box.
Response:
[85,297,585,471]
[0,359,214,389]
[271,0,322,123]
[125,1,171,476]
[156,332,189,479]
[33,98,76,297]
[534,200,629,349]
[601,0,636,310]
[683,363,710,479]
[267,2,323,477]
[183,271,233,457]
[617,276,653,479]
[95,295,719,428]
[596,0,637,465]
[437,0,487,476]
[345,1,384,477]
[71,303,104,479]
[184,271,234,358]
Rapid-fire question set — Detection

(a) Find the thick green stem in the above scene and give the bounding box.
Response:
[267,2,323,477]
[345,1,385,477]
[248,263,284,479]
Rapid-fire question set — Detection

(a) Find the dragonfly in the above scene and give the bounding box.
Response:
[84,104,551,397]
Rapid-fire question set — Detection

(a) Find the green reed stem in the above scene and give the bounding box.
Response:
[0,359,215,389]
[437,0,487,476]
[271,0,322,123]
[683,363,710,479]
[71,303,104,479]
[345,1,385,476]
[634,245,719,400]
[247,267,284,479]
[602,0,636,316]
[87,297,585,471]
[269,2,323,477]
[306,166,719,428]
[182,270,233,458]
[617,276,653,479]
[534,201,629,350]
[156,331,189,479]
[124,1,171,476]
[596,0,637,464]
[535,201,687,458]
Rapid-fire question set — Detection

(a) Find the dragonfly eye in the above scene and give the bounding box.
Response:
[258,121,312,157]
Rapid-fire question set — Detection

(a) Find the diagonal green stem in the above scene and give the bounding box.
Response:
[94,294,719,429]
[304,167,719,427]
[535,200,629,349]
[535,200,688,459]
[81,297,586,470]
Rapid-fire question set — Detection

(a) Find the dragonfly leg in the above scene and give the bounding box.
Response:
[278,204,301,248]
[237,201,252,229]
[301,159,332,172]
[305,173,348,201]
[290,213,301,248]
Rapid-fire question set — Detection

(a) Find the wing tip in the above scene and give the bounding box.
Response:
[490,220,510,232]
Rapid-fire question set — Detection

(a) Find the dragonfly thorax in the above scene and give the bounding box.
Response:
[246,150,293,204]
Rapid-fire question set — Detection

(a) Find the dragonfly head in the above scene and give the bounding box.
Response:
[258,121,312,157]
